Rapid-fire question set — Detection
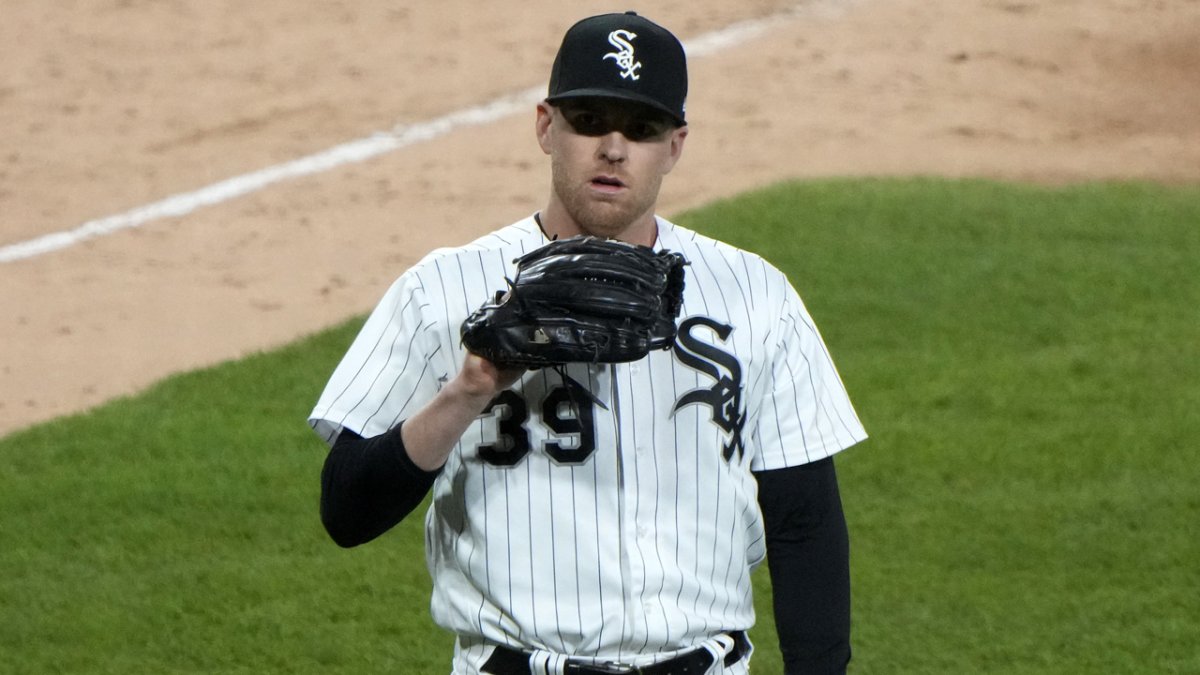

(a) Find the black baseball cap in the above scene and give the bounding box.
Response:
[547,12,688,126]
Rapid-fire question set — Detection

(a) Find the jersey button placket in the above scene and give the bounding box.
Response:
[613,362,654,645]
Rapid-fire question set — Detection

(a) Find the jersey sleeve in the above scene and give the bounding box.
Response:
[308,269,452,447]
[750,278,867,471]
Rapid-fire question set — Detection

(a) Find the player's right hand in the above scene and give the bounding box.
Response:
[458,352,526,399]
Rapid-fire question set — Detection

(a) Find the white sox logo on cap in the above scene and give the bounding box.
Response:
[603,29,641,80]
[547,13,689,126]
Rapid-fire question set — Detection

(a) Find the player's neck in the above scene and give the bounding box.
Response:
[536,204,658,248]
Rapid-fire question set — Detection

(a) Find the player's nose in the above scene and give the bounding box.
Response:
[597,131,628,163]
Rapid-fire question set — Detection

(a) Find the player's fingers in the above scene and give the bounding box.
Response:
[463,353,524,394]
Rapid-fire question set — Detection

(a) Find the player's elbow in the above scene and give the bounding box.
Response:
[324,528,359,549]
[321,507,367,548]
[317,426,431,548]
[319,463,376,548]
[319,472,402,548]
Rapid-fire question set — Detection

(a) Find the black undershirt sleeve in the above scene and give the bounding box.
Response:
[319,423,440,548]
[755,457,852,675]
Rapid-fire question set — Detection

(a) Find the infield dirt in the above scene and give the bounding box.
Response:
[2,0,1198,436]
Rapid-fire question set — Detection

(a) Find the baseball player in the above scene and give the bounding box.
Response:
[310,12,867,675]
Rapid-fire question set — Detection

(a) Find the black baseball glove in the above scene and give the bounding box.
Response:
[461,236,687,368]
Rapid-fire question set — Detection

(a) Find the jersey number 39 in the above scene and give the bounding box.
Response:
[477,386,597,466]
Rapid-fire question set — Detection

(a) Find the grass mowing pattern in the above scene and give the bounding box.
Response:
[2,179,1197,673]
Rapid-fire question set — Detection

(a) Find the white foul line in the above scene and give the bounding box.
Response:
[0,5,826,264]
[0,86,544,264]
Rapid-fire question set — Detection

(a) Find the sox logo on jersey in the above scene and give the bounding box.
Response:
[309,215,867,672]
[672,316,747,462]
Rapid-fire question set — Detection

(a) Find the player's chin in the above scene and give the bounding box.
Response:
[563,186,647,236]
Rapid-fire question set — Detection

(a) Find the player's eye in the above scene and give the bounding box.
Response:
[623,119,669,142]
[561,105,673,141]
[564,111,608,136]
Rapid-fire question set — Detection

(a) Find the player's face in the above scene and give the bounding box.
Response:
[536,98,687,244]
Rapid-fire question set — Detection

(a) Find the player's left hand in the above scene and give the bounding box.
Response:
[460,235,687,368]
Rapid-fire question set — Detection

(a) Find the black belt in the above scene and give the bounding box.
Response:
[480,631,748,675]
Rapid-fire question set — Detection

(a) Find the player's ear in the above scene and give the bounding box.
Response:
[535,102,555,155]
[662,125,688,174]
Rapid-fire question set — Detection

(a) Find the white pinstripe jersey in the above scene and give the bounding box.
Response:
[309,215,867,664]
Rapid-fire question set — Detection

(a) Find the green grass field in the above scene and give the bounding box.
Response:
[2,178,1197,673]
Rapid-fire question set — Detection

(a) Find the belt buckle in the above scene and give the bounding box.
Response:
[587,662,642,674]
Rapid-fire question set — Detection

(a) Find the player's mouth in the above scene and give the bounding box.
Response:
[589,175,626,194]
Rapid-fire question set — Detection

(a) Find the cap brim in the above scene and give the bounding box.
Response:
[546,88,686,127]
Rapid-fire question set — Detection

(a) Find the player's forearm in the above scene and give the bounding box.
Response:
[320,357,518,547]
[400,376,504,471]
[757,458,852,675]
[401,354,524,471]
